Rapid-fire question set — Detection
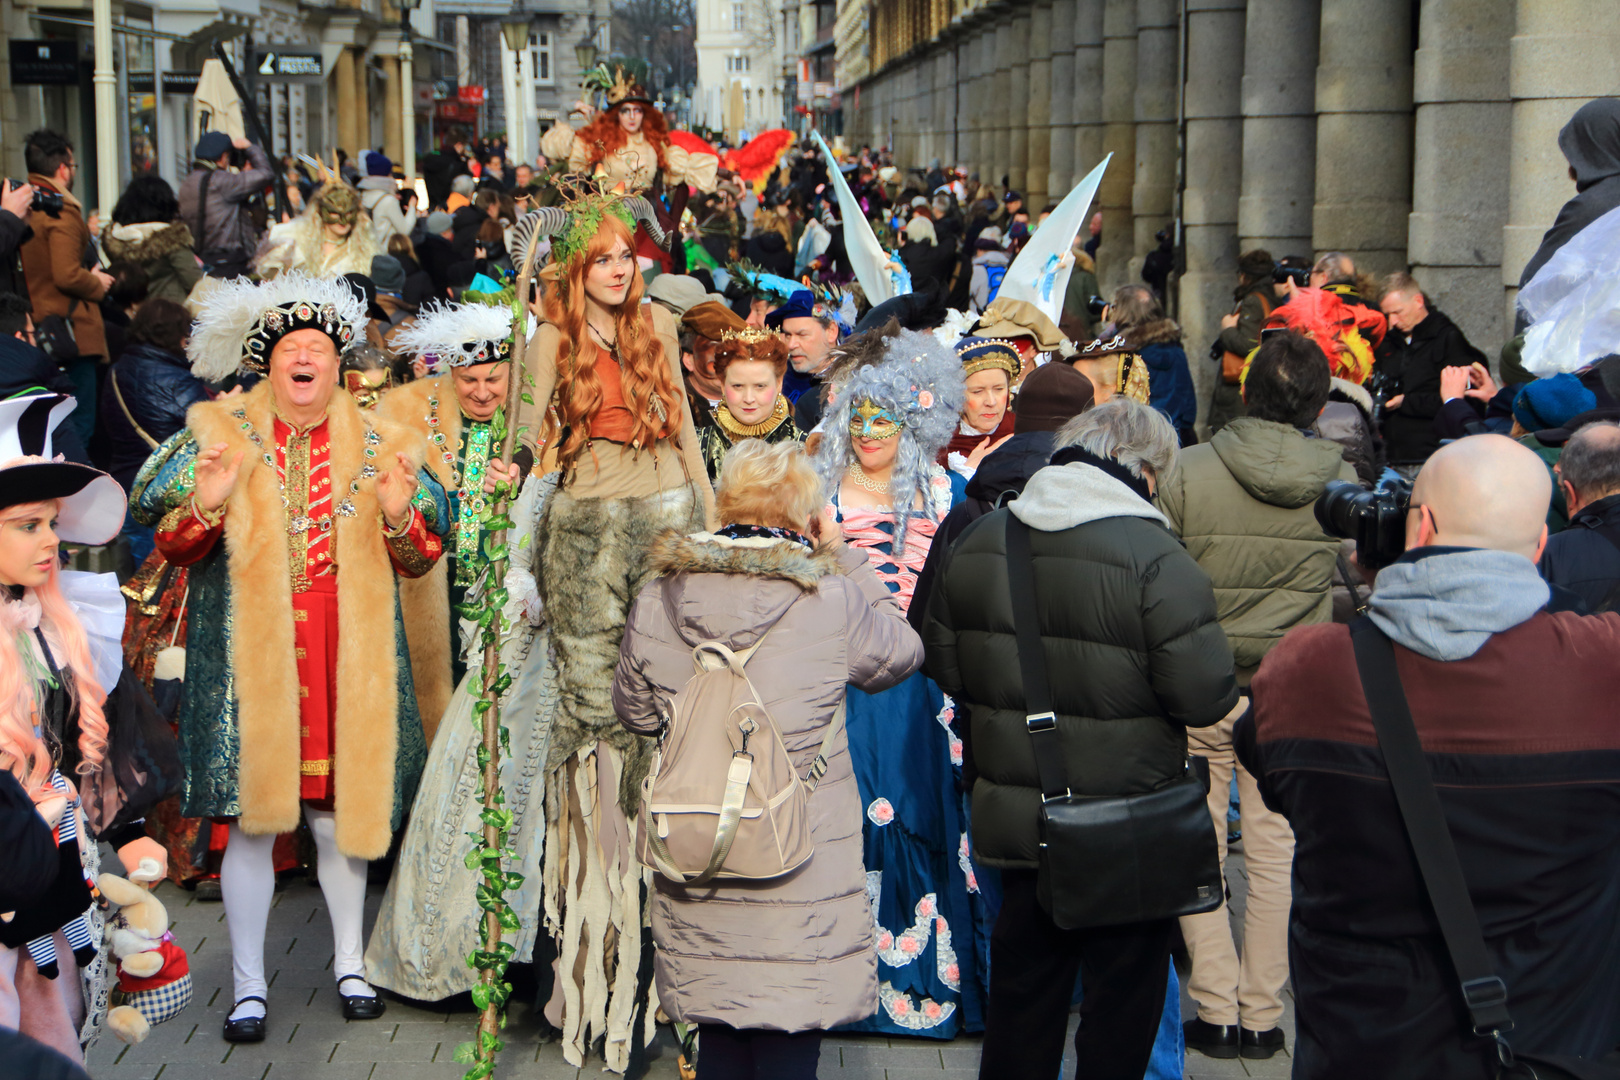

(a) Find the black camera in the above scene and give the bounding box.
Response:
[1273,262,1309,287]
[1314,477,1413,571]
[7,181,62,218]
[1366,366,1400,427]
[1086,294,1108,320]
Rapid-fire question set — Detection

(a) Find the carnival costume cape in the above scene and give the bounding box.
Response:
[129,382,447,858]
[365,471,559,1000]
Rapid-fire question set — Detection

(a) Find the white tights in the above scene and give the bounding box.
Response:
[222,808,375,1021]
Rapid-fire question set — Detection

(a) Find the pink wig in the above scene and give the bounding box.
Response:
[0,500,108,802]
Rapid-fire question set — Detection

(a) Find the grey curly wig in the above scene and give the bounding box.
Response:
[814,327,966,551]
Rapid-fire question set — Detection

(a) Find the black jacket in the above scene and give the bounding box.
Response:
[1377,307,1486,464]
[0,208,31,300]
[450,205,486,264]
[922,462,1237,867]
[1539,492,1620,613]
[909,431,1054,633]
[100,342,211,493]
[0,770,57,913]
[743,230,794,277]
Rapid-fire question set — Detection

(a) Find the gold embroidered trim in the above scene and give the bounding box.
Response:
[284,431,313,594]
[386,527,435,577]
[714,396,791,442]
[300,758,331,776]
[292,609,309,622]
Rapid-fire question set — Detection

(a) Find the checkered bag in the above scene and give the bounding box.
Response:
[125,970,194,1027]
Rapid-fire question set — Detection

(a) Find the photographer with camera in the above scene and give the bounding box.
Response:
[1376,271,1487,471]
[18,130,114,445]
[0,178,39,298]
[178,131,272,279]
[1156,331,1356,1062]
[1210,249,1279,432]
[1238,433,1620,1078]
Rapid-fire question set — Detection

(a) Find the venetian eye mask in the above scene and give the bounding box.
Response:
[849,398,902,440]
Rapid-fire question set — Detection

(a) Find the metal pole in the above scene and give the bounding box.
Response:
[401,19,416,182]
[92,0,119,214]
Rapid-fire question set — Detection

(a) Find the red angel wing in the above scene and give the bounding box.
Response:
[722,129,797,192]
[667,130,720,159]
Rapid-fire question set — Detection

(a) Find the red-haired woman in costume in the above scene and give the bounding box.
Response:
[517,197,714,1073]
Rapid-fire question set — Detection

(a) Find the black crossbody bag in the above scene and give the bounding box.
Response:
[1349,618,1620,1080]
[1005,514,1222,930]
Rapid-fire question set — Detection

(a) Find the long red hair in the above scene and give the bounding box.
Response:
[0,500,108,803]
[541,213,684,472]
[574,104,669,173]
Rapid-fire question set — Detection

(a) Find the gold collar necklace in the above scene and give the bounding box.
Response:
[715,396,790,441]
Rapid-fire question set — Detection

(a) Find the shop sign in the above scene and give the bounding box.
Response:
[457,85,485,104]
[9,40,78,86]
[254,49,324,83]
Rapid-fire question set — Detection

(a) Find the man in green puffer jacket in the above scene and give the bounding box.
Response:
[1155,330,1357,1063]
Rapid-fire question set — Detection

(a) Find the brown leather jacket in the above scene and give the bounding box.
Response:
[18,174,107,360]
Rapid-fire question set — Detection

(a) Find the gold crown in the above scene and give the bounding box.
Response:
[719,326,776,345]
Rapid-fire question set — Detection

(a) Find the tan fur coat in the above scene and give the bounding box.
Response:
[186,381,430,858]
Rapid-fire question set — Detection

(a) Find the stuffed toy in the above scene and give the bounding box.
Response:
[98,858,193,1044]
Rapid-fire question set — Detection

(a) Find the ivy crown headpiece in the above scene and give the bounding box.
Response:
[515,180,670,271]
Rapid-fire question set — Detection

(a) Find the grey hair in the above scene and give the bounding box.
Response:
[1558,421,1620,501]
[1313,251,1355,284]
[1053,397,1179,479]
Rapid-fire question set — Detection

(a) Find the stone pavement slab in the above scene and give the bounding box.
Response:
[83,850,1289,1079]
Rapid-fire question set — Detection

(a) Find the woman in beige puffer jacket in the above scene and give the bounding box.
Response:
[611,439,923,1079]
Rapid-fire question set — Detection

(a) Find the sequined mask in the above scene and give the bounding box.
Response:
[343,369,392,409]
[849,398,902,440]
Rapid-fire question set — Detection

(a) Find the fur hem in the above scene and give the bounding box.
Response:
[187,382,422,858]
[377,375,457,738]
[1329,376,1374,416]
[1127,317,1183,347]
[646,530,842,592]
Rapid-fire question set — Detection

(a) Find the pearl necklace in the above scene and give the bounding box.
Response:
[845,461,891,494]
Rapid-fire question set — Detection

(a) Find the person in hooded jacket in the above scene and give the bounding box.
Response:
[922,397,1238,1080]
[613,440,923,1080]
[1518,98,1620,304]
[909,361,1095,634]
[743,227,795,278]
[104,176,202,304]
[1156,330,1357,1063]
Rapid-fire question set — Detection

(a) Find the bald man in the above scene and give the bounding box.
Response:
[1539,420,1620,612]
[1233,434,1620,1079]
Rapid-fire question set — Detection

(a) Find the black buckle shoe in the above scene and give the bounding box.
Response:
[223,996,267,1043]
[1241,1026,1287,1060]
[1184,1017,1240,1059]
[337,975,387,1020]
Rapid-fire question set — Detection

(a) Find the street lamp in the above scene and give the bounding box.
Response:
[501,9,534,166]
[399,0,420,184]
[574,16,599,80]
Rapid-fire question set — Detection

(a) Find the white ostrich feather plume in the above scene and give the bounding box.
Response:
[187,272,368,382]
[391,302,515,367]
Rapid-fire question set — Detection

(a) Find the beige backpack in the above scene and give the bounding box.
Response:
[638,609,844,886]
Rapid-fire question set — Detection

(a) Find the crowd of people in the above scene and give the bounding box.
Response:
[0,72,1618,1080]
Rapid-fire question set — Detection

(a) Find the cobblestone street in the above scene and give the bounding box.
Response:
[83,851,1291,1080]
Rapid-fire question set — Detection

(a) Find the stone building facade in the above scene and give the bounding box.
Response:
[841,0,1620,427]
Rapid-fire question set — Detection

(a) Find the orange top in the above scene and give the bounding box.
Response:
[588,346,639,444]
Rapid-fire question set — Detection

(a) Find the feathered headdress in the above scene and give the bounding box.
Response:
[187,272,367,382]
[583,60,654,107]
[391,302,515,369]
[813,328,965,552]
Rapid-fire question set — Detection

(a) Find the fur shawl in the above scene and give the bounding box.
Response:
[186,381,428,858]
[374,375,459,741]
[646,530,842,592]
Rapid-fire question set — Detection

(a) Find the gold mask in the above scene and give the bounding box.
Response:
[849,398,902,440]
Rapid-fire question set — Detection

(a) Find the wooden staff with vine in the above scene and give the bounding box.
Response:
[452,232,543,1080]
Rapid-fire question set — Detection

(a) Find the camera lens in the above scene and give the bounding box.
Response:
[1086,295,1107,319]
[1313,480,1369,540]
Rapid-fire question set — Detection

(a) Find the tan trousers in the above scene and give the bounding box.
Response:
[1178,698,1295,1030]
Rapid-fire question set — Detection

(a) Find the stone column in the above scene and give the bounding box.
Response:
[1503,0,1620,325]
[1132,0,1179,261]
[1026,1,1054,210]
[334,48,358,156]
[1073,0,1106,186]
[1007,13,1032,194]
[1048,0,1078,200]
[1181,0,1246,430]
[1097,0,1138,288]
[355,49,372,156]
[965,29,991,179]
[383,54,403,164]
[1409,0,1512,360]
[1237,0,1318,258]
[1313,0,1414,275]
[991,23,1014,186]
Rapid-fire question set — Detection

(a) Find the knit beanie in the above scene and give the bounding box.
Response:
[1513,373,1596,432]
[1239,249,1274,280]
[1015,362,1096,433]
[365,151,394,177]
